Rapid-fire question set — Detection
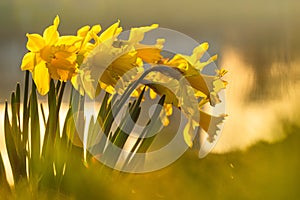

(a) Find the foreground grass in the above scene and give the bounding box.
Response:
[1,121,299,200]
[106,121,300,200]
[36,122,300,199]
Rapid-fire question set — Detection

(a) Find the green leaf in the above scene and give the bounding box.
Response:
[16,83,21,126]
[97,92,110,127]
[63,106,84,148]
[4,101,21,183]
[14,83,27,178]
[121,95,165,170]
[135,94,165,153]
[111,87,146,147]
[0,153,10,192]
[55,81,66,135]
[40,103,46,127]
[42,80,56,156]
[10,92,20,148]
[22,71,30,145]
[29,80,41,178]
[62,88,85,149]
[88,93,116,155]
[55,79,61,95]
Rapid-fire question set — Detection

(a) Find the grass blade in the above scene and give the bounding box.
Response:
[29,80,40,179]
[0,153,11,192]
[22,71,30,145]
[4,101,21,183]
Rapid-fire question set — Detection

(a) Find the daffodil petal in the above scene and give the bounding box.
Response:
[136,48,162,63]
[166,54,190,71]
[164,104,173,116]
[43,16,60,45]
[26,33,45,52]
[90,24,102,35]
[192,42,209,61]
[129,24,158,43]
[20,52,35,71]
[57,36,81,46]
[183,120,194,148]
[78,24,101,49]
[186,74,210,96]
[48,58,77,81]
[32,61,50,95]
[99,20,122,42]
[71,68,96,98]
[53,15,60,27]
[77,25,90,37]
[199,111,226,142]
[161,115,170,126]
[195,54,218,71]
[43,25,59,45]
[71,74,84,95]
[213,79,227,93]
[149,88,157,99]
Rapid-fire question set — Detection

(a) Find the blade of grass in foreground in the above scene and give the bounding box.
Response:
[4,101,21,183]
[121,95,165,170]
[22,71,30,149]
[4,74,30,185]
[0,153,11,193]
[29,80,41,180]
[12,83,27,178]
[43,80,57,153]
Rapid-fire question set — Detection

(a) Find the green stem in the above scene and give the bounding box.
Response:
[56,81,66,116]
[111,65,175,118]
[56,80,62,95]
[22,71,29,142]
[89,66,175,161]
[54,81,66,141]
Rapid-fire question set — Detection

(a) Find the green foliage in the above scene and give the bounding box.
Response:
[2,70,298,200]
[2,71,75,196]
[1,70,167,198]
[0,153,10,194]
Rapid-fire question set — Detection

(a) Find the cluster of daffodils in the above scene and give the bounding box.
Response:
[20,16,227,147]
[20,16,162,96]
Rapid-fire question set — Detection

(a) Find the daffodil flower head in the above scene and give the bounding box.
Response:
[139,43,228,146]
[20,16,82,95]
[71,22,165,99]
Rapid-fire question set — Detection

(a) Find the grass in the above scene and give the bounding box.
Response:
[2,121,298,200]
[0,71,299,199]
[58,121,299,200]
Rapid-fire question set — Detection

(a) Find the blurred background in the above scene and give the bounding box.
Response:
[0,0,299,199]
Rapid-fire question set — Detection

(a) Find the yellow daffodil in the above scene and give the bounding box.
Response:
[75,24,102,65]
[72,22,164,98]
[71,20,125,97]
[19,15,228,151]
[20,16,60,95]
[20,16,81,95]
[141,43,227,145]
[164,42,227,106]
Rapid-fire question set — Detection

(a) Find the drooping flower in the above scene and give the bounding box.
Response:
[140,43,228,146]
[163,42,227,106]
[72,22,165,98]
[71,20,126,97]
[19,15,227,148]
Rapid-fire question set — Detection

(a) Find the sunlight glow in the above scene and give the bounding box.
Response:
[213,47,300,153]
